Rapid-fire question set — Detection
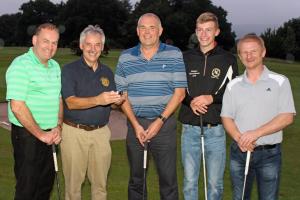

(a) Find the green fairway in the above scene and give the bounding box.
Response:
[0,47,299,199]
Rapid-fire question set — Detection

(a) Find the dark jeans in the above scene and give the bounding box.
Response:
[127,115,178,200]
[11,124,55,200]
[230,142,281,200]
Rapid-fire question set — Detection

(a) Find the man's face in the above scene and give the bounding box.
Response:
[32,28,59,64]
[196,21,220,49]
[238,40,266,70]
[80,33,103,65]
[137,16,163,48]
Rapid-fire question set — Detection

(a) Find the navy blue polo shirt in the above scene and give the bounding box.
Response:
[61,57,116,125]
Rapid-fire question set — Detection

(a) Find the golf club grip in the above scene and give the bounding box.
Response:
[143,142,148,169]
[52,144,59,172]
[245,151,251,175]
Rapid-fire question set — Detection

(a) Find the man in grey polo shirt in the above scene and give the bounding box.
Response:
[221,33,296,200]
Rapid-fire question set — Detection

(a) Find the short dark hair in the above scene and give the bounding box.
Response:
[35,23,59,35]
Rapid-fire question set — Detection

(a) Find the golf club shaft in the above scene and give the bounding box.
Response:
[201,136,208,200]
[142,142,148,200]
[200,114,208,200]
[242,151,251,200]
[52,144,58,172]
[52,144,61,200]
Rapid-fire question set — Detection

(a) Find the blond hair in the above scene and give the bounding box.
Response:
[196,12,219,28]
[237,33,265,53]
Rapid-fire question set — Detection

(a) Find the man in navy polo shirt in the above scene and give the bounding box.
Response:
[115,13,187,200]
[61,25,123,200]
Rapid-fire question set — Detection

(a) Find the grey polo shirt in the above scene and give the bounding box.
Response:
[221,66,296,145]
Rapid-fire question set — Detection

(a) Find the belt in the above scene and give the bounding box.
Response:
[202,123,218,128]
[63,120,105,131]
[254,144,279,151]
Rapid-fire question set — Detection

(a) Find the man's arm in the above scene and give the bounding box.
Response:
[120,92,147,145]
[51,98,63,144]
[221,116,254,152]
[146,88,185,140]
[239,113,294,147]
[65,91,121,110]
[10,100,54,144]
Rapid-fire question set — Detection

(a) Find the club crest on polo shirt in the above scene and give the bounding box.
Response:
[100,77,110,87]
[211,68,221,79]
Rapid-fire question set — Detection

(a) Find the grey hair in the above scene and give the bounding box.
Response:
[137,13,162,28]
[79,25,105,45]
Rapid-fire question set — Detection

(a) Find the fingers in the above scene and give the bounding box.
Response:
[191,103,207,115]
[97,91,122,105]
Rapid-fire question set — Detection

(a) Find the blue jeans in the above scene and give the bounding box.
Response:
[230,142,281,200]
[181,124,226,200]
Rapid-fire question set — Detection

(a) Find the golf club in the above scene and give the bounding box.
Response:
[142,141,149,200]
[52,144,61,200]
[200,114,208,200]
[242,150,251,200]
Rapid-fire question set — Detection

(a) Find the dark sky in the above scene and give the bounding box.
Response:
[1,0,299,37]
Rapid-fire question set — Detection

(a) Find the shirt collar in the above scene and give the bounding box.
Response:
[28,47,54,68]
[131,42,166,57]
[80,56,101,72]
[242,65,269,83]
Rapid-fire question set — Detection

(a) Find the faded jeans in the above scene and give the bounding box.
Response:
[181,124,226,200]
[230,142,281,200]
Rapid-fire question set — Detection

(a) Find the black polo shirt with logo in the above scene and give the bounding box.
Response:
[62,57,116,126]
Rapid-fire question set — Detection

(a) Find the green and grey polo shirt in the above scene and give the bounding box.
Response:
[6,47,61,129]
[221,66,296,145]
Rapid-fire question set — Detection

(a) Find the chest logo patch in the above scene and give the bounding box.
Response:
[211,68,221,79]
[189,70,200,77]
[100,77,110,87]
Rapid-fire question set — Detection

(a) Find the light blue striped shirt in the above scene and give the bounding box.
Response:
[115,43,187,118]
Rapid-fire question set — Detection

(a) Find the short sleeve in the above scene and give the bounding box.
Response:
[61,66,76,99]
[6,60,29,101]
[220,85,235,119]
[278,78,296,114]
[114,55,129,92]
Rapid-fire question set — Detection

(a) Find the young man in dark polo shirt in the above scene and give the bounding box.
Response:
[178,12,238,200]
[61,25,123,200]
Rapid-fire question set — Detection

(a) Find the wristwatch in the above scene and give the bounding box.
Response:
[158,114,167,123]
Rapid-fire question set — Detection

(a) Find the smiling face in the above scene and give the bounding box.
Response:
[238,39,266,70]
[137,15,163,49]
[80,32,103,67]
[196,21,220,52]
[32,28,59,65]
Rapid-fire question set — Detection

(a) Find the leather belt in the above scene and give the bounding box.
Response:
[63,120,105,131]
[202,123,218,128]
[254,144,279,151]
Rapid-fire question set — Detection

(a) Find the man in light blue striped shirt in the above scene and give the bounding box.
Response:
[115,13,187,200]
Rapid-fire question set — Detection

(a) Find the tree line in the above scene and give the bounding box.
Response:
[0,0,235,50]
[0,0,299,60]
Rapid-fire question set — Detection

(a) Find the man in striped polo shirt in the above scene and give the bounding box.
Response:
[115,13,187,200]
[6,23,62,200]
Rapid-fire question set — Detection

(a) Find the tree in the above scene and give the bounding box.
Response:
[58,0,131,47]
[15,0,59,46]
[0,13,21,46]
[125,0,235,50]
[261,17,300,60]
